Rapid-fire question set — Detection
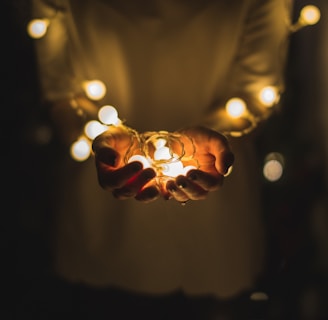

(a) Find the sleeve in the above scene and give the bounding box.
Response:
[204,0,294,137]
[31,0,81,102]
[30,0,98,146]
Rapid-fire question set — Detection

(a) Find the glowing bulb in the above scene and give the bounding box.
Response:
[263,160,283,182]
[153,137,194,177]
[98,105,121,125]
[259,86,279,107]
[27,19,49,39]
[263,152,285,182]
[133,131,199,180]
[83,80,106,100]
[155,139,167,149]
[84,120,108,140]
[225,98,246,118]
[154,147,172,160]
[162,161,184,177]
[70,138,91,161]
[300,5,321,25]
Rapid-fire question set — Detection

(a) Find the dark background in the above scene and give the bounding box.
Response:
[5,0,328,319]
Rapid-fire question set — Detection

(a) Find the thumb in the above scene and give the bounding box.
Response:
[217,150,234,175]
[95,147,118,167]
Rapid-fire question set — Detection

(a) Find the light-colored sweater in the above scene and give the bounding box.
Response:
[31,0,292,299]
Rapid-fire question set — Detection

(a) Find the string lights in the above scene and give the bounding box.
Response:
[290,5,321,32]
[223,85,280,137]
[126,131,199,183]
[27,3,321,183]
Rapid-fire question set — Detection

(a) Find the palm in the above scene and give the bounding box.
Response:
[178,126,232,177]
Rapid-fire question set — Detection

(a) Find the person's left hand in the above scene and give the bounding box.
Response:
[163,126,234,203]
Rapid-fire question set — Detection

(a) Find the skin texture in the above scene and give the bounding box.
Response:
[92,125,234,203]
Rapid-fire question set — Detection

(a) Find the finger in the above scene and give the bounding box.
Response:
[206,135,234,175]
[166,180,189,202]
[92,130,115,153]
[97,161,143,190]
[92,127,137,167]
[135,185,160,203]
[186,169,224,191]
[217,150,234,175]
[95,147,118,167]
[112,168,156,199]
[175,175,208,200]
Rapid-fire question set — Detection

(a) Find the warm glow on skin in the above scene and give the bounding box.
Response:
[127,134,197,179]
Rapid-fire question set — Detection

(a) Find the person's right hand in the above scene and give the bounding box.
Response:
[92,126,160,202]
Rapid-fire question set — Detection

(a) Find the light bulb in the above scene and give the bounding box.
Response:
[84,120,108,140]
[300,5,321,25]
[83,80,106,100]
[155,139,166,149]
[259,86,279,107]
[98,105,121,125]
[70,138,91,161]
[27,19,49,39]
[161,160,184,177]
[154,146,172,160]
[263,160,283,182]
[263,152,285,182]
[225,98,246,118]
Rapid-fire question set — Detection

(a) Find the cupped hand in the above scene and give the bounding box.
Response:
[92,125,160,202]
[163,126,234,203]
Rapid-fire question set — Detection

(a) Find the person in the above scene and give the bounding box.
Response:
[21,0,293,318]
